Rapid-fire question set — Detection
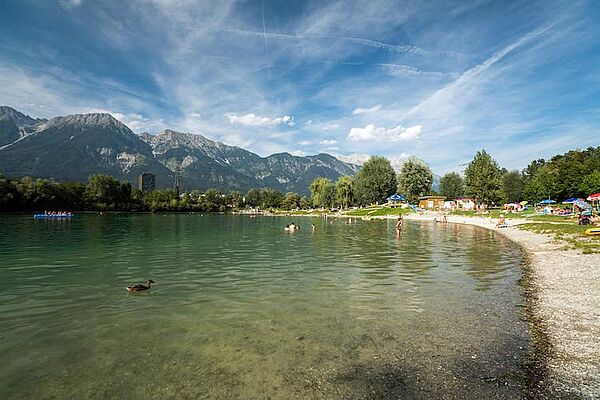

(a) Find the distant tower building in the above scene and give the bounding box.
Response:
[174,165,181,197]
[138,173,155,192]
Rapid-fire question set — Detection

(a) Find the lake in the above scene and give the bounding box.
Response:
[0,214,530,399]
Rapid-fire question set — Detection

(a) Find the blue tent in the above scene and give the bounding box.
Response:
[387,193,406,202]
[539,199,556,204]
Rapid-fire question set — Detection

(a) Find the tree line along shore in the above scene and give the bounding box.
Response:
[1,146,599,213]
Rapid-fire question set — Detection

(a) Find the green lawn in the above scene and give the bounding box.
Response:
[518,222,600,254]
[449,210,529,218]
[449,209,577,222]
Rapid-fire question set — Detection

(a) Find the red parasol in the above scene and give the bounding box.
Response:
[587,193,600,201]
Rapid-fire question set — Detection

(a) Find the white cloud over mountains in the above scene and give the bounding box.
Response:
[348,124,422,142]
[227,113,295,127]
[319,139,337,146]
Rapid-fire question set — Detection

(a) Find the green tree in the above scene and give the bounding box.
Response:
[227,190,244,208]
[502,170,525,203]
[335,176,354,209]
[84,174,132,210]
[323,182,336,209]
[309,177,332,208]
[0,175,18,210]
[282,192,301,210]
[521,164,559,203]
[464,150,503,205]
[245,188,261,208]
[397,158,433,201]
[143,189,178,212]
[523,159,546,181]
[260,188,283,209]
[201,189,225,212]
[353,156,397,205]
[439,172,464,200]
[299,196,310,210]
[579,171,600,195]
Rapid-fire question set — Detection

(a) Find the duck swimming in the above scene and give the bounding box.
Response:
[126,279,155,293]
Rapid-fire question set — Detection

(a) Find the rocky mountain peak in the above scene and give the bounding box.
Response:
[34,113,136,140]
[0,105,38,127]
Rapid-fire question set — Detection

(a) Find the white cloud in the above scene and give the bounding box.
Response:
[290,150,308,157]
[304,119,313,126]
[348,124,422,142]
[319,139,337,146]
[352,104,381,114]
[298,140,312,145]
[227,113,295,127]
[321,122,340,131]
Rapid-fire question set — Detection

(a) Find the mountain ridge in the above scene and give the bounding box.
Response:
[0,106,359,195]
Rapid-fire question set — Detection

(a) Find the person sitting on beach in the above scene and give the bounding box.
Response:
[496,214,507,228]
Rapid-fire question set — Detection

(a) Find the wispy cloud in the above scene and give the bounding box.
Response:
[0,0,595,171]
[352,104,381,115]
[405,25,554,120]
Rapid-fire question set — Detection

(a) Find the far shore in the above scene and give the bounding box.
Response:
[273,209,600,397]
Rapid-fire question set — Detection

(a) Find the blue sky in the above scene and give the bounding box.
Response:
[1,0,599,174]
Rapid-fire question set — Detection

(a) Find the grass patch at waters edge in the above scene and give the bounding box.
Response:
[450,210,578,223]
[518,222,600,254]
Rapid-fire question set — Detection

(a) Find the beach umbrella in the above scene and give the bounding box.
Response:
[538,199,556,204]
[387,193,406,202]
[587,193,600,201]
[573,199,592,211]
[562,198,577,204]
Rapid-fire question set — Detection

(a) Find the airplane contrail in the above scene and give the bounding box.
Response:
[261,0,270,80]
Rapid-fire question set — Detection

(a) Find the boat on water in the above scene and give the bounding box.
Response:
[33,213,74,219]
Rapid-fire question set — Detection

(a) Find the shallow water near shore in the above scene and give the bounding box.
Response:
[0,214,530,399]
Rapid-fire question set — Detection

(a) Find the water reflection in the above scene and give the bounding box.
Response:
[0,214,527,399]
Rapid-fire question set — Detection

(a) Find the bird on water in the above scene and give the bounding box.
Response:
[126,279,155,293]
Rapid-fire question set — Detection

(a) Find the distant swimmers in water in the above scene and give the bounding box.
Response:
[285,222,299,232]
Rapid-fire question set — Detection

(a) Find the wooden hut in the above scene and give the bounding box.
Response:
[418,196,446,210]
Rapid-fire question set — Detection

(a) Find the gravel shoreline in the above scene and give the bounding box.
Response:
[403,212,600,398]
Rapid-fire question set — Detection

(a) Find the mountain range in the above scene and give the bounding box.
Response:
[0,106,358,195]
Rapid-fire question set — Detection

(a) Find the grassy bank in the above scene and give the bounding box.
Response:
[518,222,600,254]
[450,209,579,223]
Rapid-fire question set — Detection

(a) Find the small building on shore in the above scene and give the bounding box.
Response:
[138,173,155,192]
[418,196,446,210]
[455,198,476,210]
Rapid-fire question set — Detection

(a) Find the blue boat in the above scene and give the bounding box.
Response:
[33,214,74,219]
